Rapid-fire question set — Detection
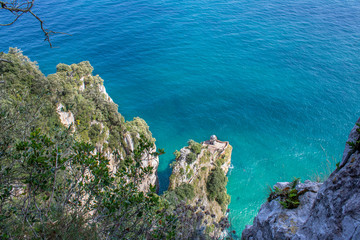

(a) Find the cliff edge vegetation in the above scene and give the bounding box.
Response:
[166,135,233,237]
[0,48,158,192]
[0,48,233,239]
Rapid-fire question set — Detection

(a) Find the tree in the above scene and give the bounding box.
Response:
[0,128,225,239]
[0,0,68,47]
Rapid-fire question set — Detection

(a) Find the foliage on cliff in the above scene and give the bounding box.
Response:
[167,139,232,236]
[0,49,231,239]
[0,127,213,239]
[0,48,154,158]
[206,167,230,211]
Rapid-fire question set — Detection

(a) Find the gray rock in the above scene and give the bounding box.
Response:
[242,181,322,240]
[242,117,360,240]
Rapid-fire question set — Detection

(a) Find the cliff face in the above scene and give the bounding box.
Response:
[242,118,360,240]
[1,49,159,192]
[168,136,232,234]
[52,62,160,192]
[1,49,232,239]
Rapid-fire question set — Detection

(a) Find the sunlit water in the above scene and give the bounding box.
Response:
[2,0,360,233]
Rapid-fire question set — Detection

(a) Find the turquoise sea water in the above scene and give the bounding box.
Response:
[2,0,360,233]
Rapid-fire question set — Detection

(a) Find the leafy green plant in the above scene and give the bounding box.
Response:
[336,161,341,169]
[216,155,226,167]
[0,129,175,239]
[206,167,230,212]
[188,139,202,155]
[346,123,360,151]
[268,178,301,209]
[173,150,181,159]
[88,123,101,143]
[186,152,197,164]
[173,183,195,200]
[187,168,194,179]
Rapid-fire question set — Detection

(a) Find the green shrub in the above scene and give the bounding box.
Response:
[216,155,226,166]
[173,150,181,159]
[188,140,202,155]
[200,151,211,164]
[88,123,101,144]
[186,168,194,179]
[268,178,301,209]
[174,183,195,201]
[56,63,71,72]
[346,123,360,152]
[206,167,229,210]
[0,129,171,239]
[186,152,197,164]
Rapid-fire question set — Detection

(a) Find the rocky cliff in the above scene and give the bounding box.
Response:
[0,48,232,238]
[242,118,360,240]
[167,135,232,235]
[52,61,160,192]
[0,48,159,192]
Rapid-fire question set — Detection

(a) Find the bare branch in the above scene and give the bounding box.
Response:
[0,12,24,26]
[28,10,70,48]
[0,0,70,47]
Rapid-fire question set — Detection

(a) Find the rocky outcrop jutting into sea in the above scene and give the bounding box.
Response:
[168,135,232,235]
[51,60,159,192]
[242,118,360,239]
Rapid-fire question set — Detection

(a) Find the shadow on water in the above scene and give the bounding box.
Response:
[157,158,175,194]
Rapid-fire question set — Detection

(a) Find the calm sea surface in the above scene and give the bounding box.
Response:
[2,0,360,233]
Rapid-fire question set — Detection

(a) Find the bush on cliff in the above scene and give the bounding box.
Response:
[174,183,195,200]
[173,150,181,159]
[188,139,202,155]
[206,167,230,211]
[0,129,163,239]
[186,152,197,164]
[0,127,230,239]
[0,49,232,239]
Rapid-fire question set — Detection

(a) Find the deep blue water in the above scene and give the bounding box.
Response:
[2,0,360,233]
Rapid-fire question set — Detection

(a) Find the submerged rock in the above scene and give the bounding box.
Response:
[242,117,360,240]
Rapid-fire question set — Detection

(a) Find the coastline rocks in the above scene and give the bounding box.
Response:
[168,136,232,234]
[53,62,159,193]
[293,117,360,239]
[242,181,322,240]
[242,117,360,240]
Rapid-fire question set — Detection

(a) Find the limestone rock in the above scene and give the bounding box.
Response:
[56,103,75,129]
[242,117,360,240]
[294,117,360,240]
[169,136,232,235]
[79,76,85,91]
[98,83,113,102]
[53,64,158,193]
[242,181,322,240]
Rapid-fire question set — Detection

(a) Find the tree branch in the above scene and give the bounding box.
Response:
[0,0,70,47]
